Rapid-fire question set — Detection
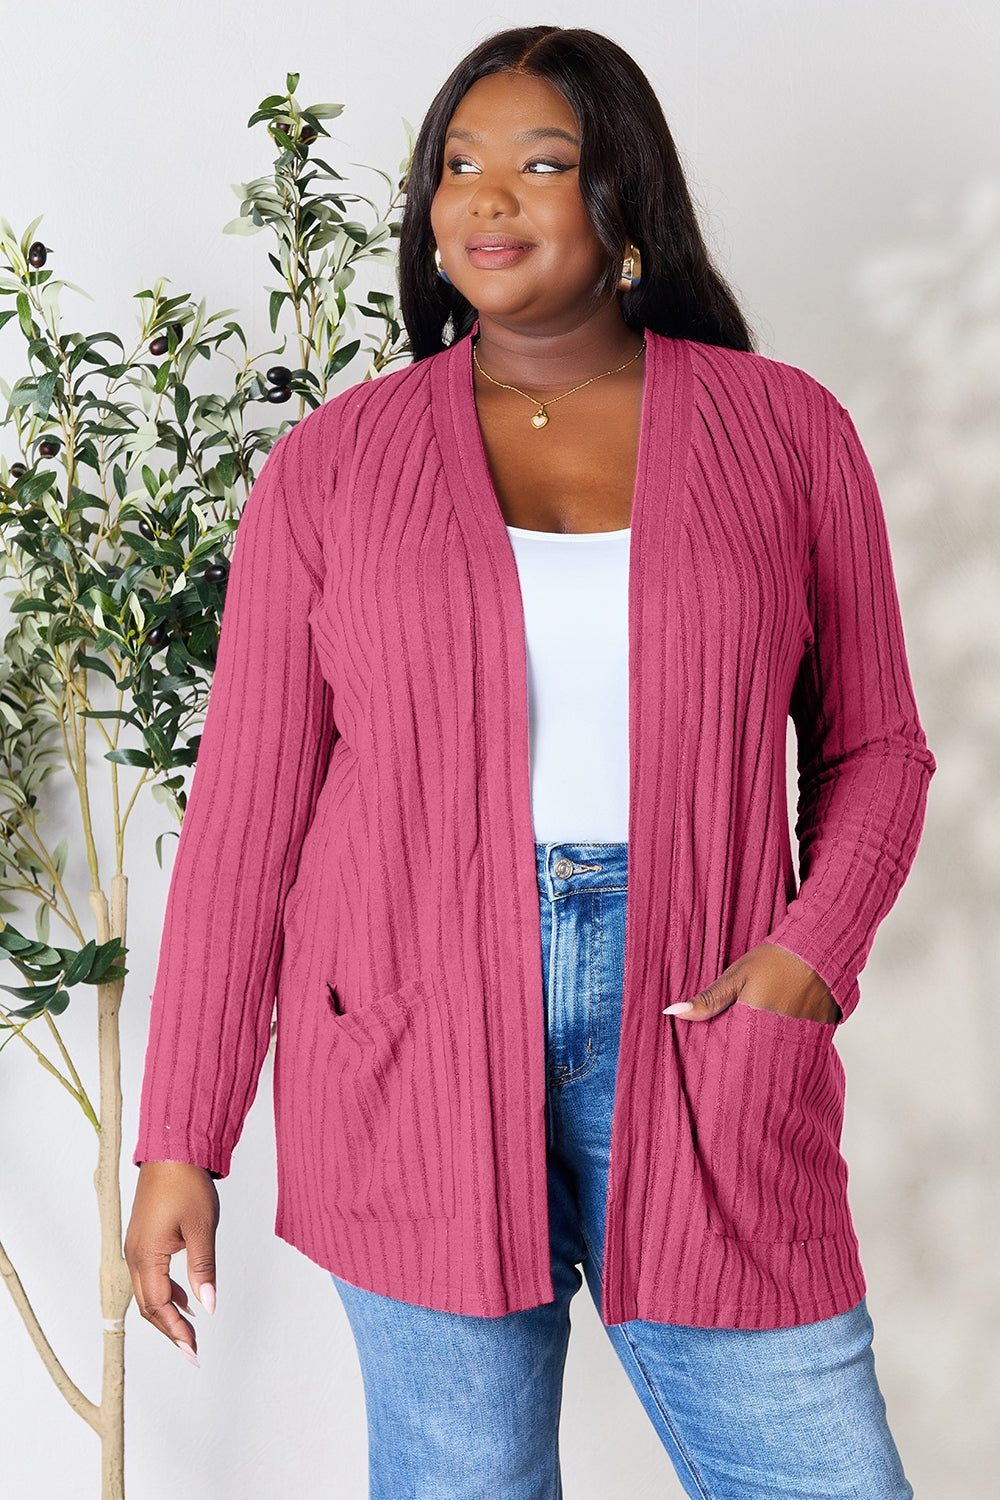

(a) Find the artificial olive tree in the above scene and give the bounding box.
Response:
[0,76,408,1498]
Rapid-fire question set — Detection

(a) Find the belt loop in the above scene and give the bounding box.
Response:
[543,840,560,901]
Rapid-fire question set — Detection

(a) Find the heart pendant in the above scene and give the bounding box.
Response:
[531,408,549,429]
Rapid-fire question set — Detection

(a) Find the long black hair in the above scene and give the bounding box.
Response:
[399,25,755,360]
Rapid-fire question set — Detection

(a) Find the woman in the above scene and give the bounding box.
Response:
[125,26,935,1499]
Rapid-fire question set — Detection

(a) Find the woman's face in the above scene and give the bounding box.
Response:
[429,71,611,330]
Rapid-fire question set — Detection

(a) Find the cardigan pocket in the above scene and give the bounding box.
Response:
[325,971,457,1221]
[693,1001,851,1243]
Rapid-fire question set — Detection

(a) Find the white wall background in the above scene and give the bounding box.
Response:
[1,1,997,1496]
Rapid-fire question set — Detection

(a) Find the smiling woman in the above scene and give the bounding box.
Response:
[429,70,648,532]
[431,75,609,314]
[125,24,934,1500]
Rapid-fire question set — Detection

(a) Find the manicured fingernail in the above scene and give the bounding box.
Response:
[663,1002,694,1015]
[197,1284,216,1315]
[174,1339,200,1368]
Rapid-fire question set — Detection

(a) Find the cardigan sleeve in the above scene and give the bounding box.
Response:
[764,406,936,1020]
[133,416,337,1177]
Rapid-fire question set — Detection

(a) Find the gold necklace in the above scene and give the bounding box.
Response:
[472,336,646,429]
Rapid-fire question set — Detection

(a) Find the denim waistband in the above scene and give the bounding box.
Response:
[534,841,628,899]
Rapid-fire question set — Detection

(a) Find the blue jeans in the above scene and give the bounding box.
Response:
[332,841,912,1499]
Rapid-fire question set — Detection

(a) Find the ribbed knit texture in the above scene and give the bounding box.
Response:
[134,330,935,1329]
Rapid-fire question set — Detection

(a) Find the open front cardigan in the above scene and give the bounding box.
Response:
[134,329,935,1329]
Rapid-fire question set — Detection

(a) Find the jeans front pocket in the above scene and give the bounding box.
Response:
[328,971,457,1221]
[692,1001,851,1243]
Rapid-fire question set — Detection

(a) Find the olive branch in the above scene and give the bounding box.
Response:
[0,75,410,1498]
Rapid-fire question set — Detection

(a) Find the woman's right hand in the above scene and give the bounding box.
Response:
[124,1160,220,1365]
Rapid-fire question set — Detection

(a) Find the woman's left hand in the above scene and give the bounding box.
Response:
[664,942,841,1025]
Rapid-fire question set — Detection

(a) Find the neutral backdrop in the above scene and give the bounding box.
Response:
[1,2,997,1497]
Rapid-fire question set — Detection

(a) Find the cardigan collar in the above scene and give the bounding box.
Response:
[429,324,693,564]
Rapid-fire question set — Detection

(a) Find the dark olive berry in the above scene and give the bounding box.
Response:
[204,562,229,583]
[171,322,185,341]
[28,242,47,268]
[38,439,60,457]
[146,624,167,648]
[149,335,169,356]
[137,519,154,541]
[265,365,292,387]
[10,463,27,478]
[299,126,318,145]
[266,384,293,403]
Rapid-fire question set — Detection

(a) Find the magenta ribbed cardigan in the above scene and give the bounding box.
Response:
[134,329,935,1329]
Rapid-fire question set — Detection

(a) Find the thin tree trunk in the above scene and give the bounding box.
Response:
[91,875,132,1500]
[2,863,134,1497]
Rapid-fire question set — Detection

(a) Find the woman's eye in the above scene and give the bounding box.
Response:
[444,156,575,177]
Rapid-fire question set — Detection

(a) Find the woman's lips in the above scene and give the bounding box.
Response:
[465,239,533,270]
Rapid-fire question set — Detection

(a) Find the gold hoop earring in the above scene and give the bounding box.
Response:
[619,241,642,293]
[433,246,453,286]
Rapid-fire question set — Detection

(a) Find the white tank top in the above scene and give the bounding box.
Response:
[505,524,630,843]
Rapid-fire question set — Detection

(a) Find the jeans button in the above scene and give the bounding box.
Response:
[553,857,574,879]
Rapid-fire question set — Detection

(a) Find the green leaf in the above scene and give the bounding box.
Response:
[0,928,40,956]
[104,747,154,768]
[304,103,343,120]
[223,216,264,237]
[16,470,58,504]
[327,338,361,376]
[34,370,58,419]
[186,619,217,658]
[61,939,97,986]
[286,73,300,93]
[20,215,45,256]
[8,383,38,411]
[77,652,117,682]
[5,986,63,1020]
[34,902,51,944]
[16,292,34,338]
[155,830,180,868]
[155,293,190,317]
[1,981,52,1001]
[0,309,18,333]
[174,383,191,424]
[89,942,128,984]
[123,532,170,566]
[144,723,173,765]
[268,288,287,333]
[51,618,92,647]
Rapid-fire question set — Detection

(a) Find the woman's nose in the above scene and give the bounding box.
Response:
[468,178,519,218]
